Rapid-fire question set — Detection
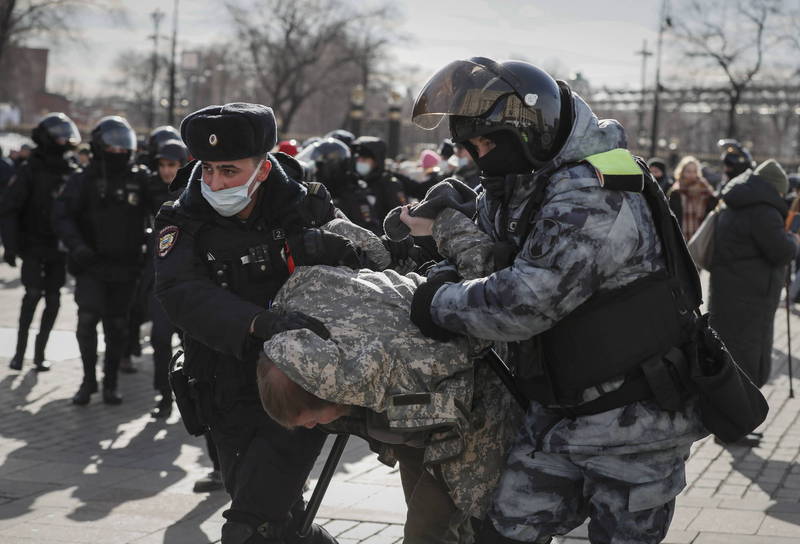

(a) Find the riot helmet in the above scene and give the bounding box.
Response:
[90,116,137,174]
[31,113,81,153]
[296,138,352,195]
[155,138,188,164]
[718,139,754,179]
[412,57,571,171]
[148,125,181,158]
[324,129,355,148]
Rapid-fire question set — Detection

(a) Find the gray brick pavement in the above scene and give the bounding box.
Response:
[1,265,800,542]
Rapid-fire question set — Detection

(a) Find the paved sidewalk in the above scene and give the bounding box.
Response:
[1,264,799,543]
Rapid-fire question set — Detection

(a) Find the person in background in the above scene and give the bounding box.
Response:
[667,155,717,241]
[710,159,799,395]
[647,157,672,193]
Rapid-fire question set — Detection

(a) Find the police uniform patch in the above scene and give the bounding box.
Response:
[158,226,179,258]
[526,218,561,259]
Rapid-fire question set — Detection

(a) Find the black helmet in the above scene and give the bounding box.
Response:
[90,116,137,155]
[296,138,352,193]
[148,125,181,158]
[154,138,188,164]
[412,57,570,167]
[324,129,355,148]
[31,113,81,152]
[438,138,455,160]
[718,139,754,175]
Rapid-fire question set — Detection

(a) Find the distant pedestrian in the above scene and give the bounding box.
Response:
[710,159,799,388]
[667,155,717,241]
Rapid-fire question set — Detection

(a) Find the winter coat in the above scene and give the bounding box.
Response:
[709,172,798,387]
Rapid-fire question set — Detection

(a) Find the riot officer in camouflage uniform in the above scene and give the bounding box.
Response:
[53,116,159,405]
[406,57,708,544]
[1,113,80,371]
[154,103,363,544]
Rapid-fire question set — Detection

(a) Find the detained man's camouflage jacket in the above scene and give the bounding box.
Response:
[263,211,521,519]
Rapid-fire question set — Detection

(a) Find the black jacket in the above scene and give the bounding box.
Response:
[52,160,158,280]
[709,172,798,386]
[153,155,338,395]
[0,150,76,259]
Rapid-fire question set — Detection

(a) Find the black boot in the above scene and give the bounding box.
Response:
[33,291,60,372]
[10,288,40,371]
[150,394,172,419]
[72,381,98,406]
[102,387,123,405]
[33,334,51,372]
[192,470,223,492]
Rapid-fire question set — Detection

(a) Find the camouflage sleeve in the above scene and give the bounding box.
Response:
[430,184,650,341]
[321,217,391,270]
[432,208,494,280]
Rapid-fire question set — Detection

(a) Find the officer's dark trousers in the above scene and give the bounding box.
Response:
[14,252,66,361]
[74,274,136,390]
[149,291,175,396]
[209,396,328,543]
[394,444,470,544]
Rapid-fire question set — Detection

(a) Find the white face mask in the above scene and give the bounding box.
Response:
[355,160,372,177]
[457,156,470,168]
[201,159,265,217]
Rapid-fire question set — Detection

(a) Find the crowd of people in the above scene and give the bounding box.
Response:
[0,55,795,544]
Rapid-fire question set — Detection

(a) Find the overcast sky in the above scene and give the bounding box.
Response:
[42,0,665,96]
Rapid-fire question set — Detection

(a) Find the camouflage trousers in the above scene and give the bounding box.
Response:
[485,440,690,543]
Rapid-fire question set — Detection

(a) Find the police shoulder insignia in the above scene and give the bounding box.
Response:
[158,225,179,258]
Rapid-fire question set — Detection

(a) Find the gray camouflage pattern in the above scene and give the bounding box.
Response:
[320,218,391,270]
[487,445,687,543]
[263,210,522,517]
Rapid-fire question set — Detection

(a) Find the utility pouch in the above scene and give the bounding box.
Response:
[169,350,208,436]
[688,314,769,443]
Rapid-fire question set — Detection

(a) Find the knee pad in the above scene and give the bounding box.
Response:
[77,311,100,334]
[44,291,61,308]
[22,288,43,305]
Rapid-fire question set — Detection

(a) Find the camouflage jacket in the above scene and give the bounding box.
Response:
[263,208,521,519]
[428,94,707,456]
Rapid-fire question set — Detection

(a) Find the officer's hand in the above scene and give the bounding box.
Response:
[410,273,461,342]
[287,229,361,269]
[251,309,331,341]
[3,251,17,267]
[72,245,96,268]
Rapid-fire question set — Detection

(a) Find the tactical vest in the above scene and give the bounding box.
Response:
[510,149,702,413]
[161,181,335,384]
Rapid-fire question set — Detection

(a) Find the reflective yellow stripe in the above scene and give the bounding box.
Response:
[584,148,641,176]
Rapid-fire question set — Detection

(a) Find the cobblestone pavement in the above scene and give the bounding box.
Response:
[1,265,799,543]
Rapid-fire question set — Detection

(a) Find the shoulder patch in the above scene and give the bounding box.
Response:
[158,225,179,258]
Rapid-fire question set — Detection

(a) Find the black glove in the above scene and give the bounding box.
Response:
[287,228,361,269]
[251,309,330,341]
[383,178,478,242]
[410,270,461,342]
[72,245,96,268]
[3,251,17,267]
[381,234,413,265]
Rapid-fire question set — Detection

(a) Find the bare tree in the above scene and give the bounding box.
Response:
[670,0,782,138]
[226,0,398,133]
[0,0,123,67]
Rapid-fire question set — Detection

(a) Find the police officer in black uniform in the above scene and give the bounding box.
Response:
[1,113,81,371]
[297,137,381,232]
[154,103,363,544]
[351,136,407,231]
[53,116,158,405]
[718,138,754,185]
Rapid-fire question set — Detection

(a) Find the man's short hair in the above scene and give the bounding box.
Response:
[256,357,339,429]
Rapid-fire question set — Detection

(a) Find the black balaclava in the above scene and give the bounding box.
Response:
[99,151,132,176]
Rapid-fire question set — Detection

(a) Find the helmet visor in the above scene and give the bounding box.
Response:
[99,124,137,152]
[412,59,516,130]
[48,119,81,147]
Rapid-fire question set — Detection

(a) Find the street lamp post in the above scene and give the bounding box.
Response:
[387,90,402,159]
[349,84,365,137]
[148,8,165,132]
[167,0,180,126]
